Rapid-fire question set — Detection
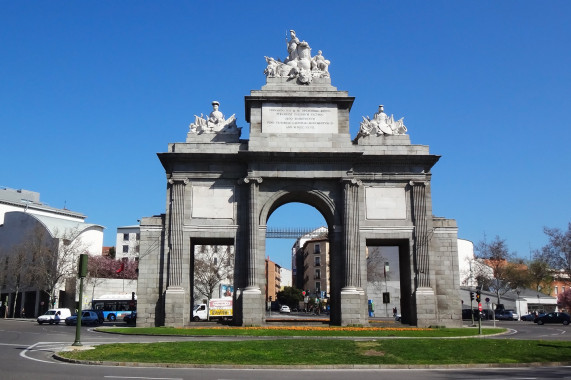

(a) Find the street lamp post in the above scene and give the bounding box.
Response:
[516,289,521,318]
[384,262,389,318]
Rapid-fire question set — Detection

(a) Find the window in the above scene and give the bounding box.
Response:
[315,269,321,279]
[315,282,321,292]
[563,286,566,293]
[123,233,129,241]
[315,256,321,266]
[314,244,321,254]
[555,286,558,294]
[122,245,129,253]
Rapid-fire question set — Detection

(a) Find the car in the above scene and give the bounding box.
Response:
[37,308,72,325]
[495,310,519,321]
[520,313,536,321]
[123,311,137,324]
[84,309,105,324]
[534,312,570,325]
[65,310,102,326]
[279,305,291,313]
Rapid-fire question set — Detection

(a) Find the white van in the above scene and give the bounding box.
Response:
[37,308,72,325]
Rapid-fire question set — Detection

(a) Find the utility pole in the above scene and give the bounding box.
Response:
[73,254,88,347]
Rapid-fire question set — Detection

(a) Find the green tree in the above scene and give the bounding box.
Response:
[276,286,303,308]
[527,257,553,294]
[108,246,116,259]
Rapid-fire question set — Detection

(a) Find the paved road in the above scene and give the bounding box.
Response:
[1,318,570,380]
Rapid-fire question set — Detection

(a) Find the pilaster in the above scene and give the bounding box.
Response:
[340,177,367,326]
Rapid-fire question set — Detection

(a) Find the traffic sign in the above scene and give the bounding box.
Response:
[478,303,482,311]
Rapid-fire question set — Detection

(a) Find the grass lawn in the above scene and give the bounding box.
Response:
[59,339,571,365]
[97,326,505,337]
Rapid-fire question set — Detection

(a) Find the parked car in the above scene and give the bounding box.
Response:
[495,310,519,321]
[83,309,105,324]
[534,312,570,325]
[123,311,137,324]
[65,310,102,326]
[279,305,291,313]
[520,313,536,321]
[37,308,72,325]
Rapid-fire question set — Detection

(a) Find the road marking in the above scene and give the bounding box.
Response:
[104,377,183,380]
[19,342,60,364]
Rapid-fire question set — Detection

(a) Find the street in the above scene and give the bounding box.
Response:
[0,318,570,380]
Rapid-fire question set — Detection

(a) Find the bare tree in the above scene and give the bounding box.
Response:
[193,245,234,300]
[474,235,525,305]
[367,247,389,294]
[3,244,33,317]
[27,226,84,308]
[537,223,571,284]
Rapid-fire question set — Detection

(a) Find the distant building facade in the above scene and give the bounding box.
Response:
[291,227,327,289]
[265,257,281,302]
[302,237,330,298]
[116,225,140,261]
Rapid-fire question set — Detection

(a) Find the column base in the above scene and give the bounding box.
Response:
[415,287,437,327]
[340,288,367,326]
[164,287,186,328]
[238,286,264,326]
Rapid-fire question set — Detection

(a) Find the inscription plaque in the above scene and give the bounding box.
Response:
[262,103,338,133]
[192,186,234,219]
[365,187,407,220]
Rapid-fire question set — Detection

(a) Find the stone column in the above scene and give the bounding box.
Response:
[164,178,187,327]
[410,180,436,327]
[410,181,430,288]
[238,176,263,325]
[340,178,366,325]
[341,178,362,291]
[168,178,188,288]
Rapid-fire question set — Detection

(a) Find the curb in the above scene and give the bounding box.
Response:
[52,353,571,370]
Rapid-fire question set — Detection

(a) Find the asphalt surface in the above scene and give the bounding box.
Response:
[2,317,571,380]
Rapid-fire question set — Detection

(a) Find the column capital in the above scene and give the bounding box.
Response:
[340,177,362,187]
[168,178,189,185]
[409,180,428,187]
[239,177,263,185]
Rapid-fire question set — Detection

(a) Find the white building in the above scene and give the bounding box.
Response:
[0,187,104,317]
[457,238,476,287]
[116,225,140,261]
[280,267,292,289]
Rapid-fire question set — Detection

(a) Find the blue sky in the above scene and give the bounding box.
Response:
[1,1,569,269]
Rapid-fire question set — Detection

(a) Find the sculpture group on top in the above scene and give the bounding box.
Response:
[264,30,330,84]
[188,101,240,135]
[357,105,408,138]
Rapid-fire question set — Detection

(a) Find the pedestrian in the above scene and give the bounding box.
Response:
[392,306,397,317]
[21,307,25,318]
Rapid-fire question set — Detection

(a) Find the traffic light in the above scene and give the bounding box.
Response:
[470,292,474,301]
[476,291,481,303]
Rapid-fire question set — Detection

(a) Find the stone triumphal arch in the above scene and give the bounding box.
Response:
[137,31,461,328]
